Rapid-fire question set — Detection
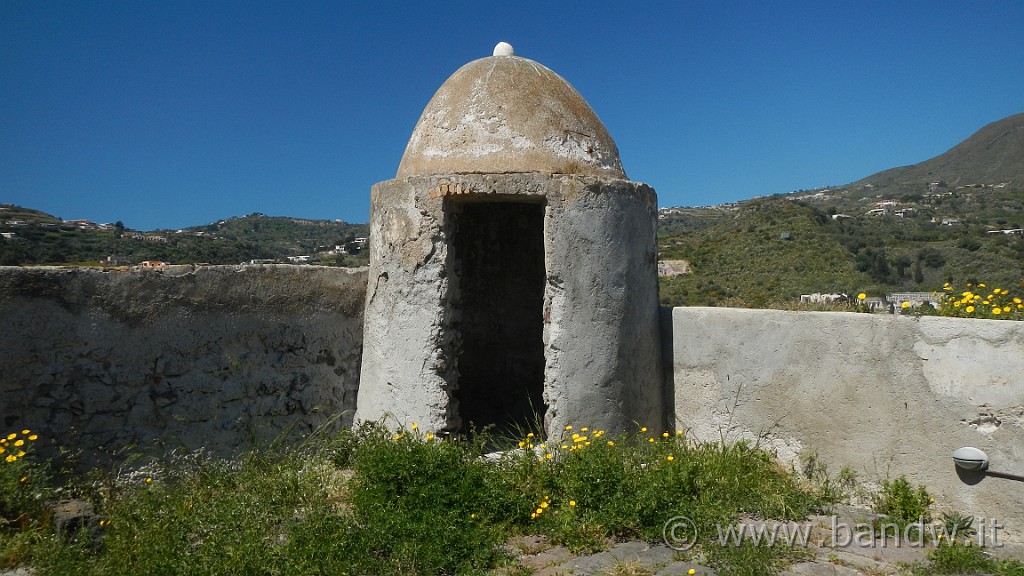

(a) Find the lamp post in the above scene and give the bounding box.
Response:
[953,447,1024,483]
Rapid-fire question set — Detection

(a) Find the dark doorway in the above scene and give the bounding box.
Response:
[450,201,546,436]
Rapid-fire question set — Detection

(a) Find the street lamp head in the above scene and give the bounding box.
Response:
[952,446,989,471]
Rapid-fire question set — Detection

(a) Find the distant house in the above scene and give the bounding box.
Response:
[800,293,847,304]
[888,292,941,310]
[287,255,313,263]
[105,255,131,266]
[139,260,168,268]
[941,219,961,226]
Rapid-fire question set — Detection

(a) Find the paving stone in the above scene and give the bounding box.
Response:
[783,561,869,576]
[655,560,717,575]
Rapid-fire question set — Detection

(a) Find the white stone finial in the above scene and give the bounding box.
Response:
[493,42,514,57]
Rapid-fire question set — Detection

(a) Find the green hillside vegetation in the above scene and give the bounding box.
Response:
[659,112,1024,307]
[0,205,369,267]
[659,187,1024,307]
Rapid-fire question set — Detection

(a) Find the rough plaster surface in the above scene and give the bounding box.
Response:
[356,172,663,435]
[671,307,1024,540]
[396,53,625,180]
[0,265,366,465]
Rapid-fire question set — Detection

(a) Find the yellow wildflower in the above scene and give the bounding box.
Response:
[145,477,153,484]
[540,501,549,509]
[536,508,543,515]
[410,422,418,431]
[901,301,910,309]
[5,455,16,463]
[667,455,675,461]
[607,441,615,447]
[966,306,975,313]
[28,435,37,441]
[565,425,572,431]
[13,440,23,447]
[6,433,15,441]
[662,432,670,438]
[640,427,648,433]
[545,453,552,460]
[648,437,655,443]
[857,293,866,300]
[580,427,588,432]
[569,500,576,507]
[1014,298,1022,304]
[21,429,29,435]
[994,308,1002,315]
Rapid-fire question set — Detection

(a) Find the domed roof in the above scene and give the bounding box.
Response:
[396,44,626,180]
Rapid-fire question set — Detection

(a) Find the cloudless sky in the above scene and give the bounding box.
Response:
[2,1,1023,230]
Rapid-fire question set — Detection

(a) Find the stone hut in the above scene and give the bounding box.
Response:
[355,43,662,437]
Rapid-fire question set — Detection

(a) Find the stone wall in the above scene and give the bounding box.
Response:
[0,265,366,465]
[670,307,1024,541]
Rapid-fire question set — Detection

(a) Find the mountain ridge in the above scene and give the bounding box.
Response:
[850,112,1024,196]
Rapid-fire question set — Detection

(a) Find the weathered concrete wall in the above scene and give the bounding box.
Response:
[357,172,663,435]
[0,265,366,464]
[671,307,1024,540]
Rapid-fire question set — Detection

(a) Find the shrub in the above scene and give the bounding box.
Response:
[0,429,51,528]
[937,281,1024,320]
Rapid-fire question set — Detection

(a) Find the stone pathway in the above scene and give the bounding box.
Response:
[503,506,1024,576]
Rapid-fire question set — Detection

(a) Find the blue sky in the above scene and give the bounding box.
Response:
[2,1,1023,231]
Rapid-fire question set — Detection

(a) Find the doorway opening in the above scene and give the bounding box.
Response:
[450,200,547,436]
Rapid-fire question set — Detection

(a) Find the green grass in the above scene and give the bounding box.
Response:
[911,540,1024,575]
[5,423,1022,575]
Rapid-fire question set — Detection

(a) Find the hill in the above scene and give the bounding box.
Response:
[850,112,1024,198]
[658,113,1024,306]
[0,206,369,267]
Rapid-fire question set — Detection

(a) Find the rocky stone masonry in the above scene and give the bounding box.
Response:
[0,264,367,466]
